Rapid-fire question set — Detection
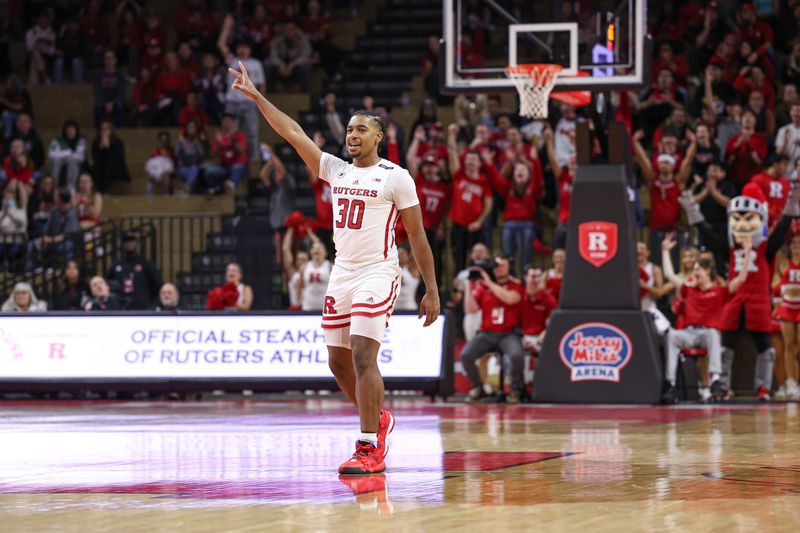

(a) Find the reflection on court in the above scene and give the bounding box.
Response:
[1,400,800,531]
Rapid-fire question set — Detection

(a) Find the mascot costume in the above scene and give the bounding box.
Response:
[681,181,800,400]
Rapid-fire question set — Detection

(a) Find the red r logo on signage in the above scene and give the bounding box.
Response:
[578,221,618,268]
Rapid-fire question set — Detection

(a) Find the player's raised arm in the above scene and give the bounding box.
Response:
[228,61,323,176]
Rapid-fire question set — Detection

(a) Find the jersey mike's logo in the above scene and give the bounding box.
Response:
[559,322,632,382]
[578,221,618,268]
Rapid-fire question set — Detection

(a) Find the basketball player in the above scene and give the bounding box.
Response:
[228,62,440,474]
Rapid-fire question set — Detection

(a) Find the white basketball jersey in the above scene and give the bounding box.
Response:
[302,260,331,311]
[318,153,419,270]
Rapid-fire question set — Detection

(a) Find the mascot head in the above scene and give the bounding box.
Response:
[728,182,768,247]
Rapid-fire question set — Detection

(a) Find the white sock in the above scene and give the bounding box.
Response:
[359,432,378,444]
[711,373,720,382]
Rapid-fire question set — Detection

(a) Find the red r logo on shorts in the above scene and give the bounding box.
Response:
[324,296,336,315]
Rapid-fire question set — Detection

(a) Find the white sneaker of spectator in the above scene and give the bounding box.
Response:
[786,379,800,401]
[698,387,712,403]
[775,384,787,400]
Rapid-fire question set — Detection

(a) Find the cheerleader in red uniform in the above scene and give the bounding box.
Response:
[542,248,565,303]
[775,233,800,399]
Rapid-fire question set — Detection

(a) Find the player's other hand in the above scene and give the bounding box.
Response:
[228,61,260,100]
[418,291,441,327]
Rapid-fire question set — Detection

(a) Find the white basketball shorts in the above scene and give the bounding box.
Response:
[321,261,402,348]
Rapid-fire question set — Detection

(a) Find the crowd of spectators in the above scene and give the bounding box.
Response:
[7,1,800,401]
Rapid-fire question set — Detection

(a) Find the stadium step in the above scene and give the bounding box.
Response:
[206,234,237,253]
[191,251,240,273]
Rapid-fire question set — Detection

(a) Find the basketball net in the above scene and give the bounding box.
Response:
[506,64,563,119]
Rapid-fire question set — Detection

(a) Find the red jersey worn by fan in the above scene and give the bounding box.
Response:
[521,289,557,336]
[212,132,248,167]
[474,279,525,333]
[650,179,682,230]
[775,259,800,322]
[557,171,573,224]
[311,178,334,230]
[680,283,730,330]
[486,164,539,221]
[725,132,767,187]
[415,176,451,229]
[750,171,791,230]
[449,170,493,226]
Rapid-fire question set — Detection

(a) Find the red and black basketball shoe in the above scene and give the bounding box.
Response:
[377,409,395,458]
[757,385,770,402]
[338,440,386,474]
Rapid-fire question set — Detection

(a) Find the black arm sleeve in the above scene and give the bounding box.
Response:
[767,215,793,262]
[694,220,730,258]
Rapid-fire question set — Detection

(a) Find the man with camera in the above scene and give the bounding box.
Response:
[461,255,527,403]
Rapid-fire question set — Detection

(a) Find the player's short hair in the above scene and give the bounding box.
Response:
[350,110,385,136]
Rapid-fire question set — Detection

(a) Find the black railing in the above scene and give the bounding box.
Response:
[0,221,120,306]
[117,215,222,285]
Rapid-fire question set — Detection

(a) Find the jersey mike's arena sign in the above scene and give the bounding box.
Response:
[559,322,632,382]
[578,221,618,268]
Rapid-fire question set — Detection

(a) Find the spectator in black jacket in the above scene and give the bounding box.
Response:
[26,187,79,271]
[93,50,126,127]
[54,259,89,310]
[91,120,130,193]
[85,275,123,311]
[106,232,163,310]
[7,112,45,174]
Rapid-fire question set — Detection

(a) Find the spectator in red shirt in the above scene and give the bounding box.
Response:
[133,66,158,126]
[750,154,791,231]
[725,109,767,192]
[115,5,142,74]
[175,0,216,51]
[140,37,164,75]
[141,8,167,55]
[487,156,539,270]
[155,52,190,127]
[447,124,493,272]
[178,91,208,139]
[460,256,527,403]
[80,0,110,68]
[545,126,575,249]
[735,63,776,110]
[736,4,774,53]
[0,139,34,190]
[521,266,556,354]
[634,129,697,263]
[651,42,689,87]
[177,42,200,79]
[144,131,176,195]
[661,234,751,403]
[201,114,249,194]
[245,4,274,60]
[413,154,451,283]
[411,122,448,167]
[307,132,334,254]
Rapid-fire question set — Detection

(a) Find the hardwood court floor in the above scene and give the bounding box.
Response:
[1,399,799,532]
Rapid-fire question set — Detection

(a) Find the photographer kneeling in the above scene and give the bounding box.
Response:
[461,255,527,403]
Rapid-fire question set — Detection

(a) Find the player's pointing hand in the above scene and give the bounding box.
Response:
[228,61,261,100]
[419,291,441,327]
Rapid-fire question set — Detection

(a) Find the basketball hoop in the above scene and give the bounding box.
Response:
[506,64,563,119]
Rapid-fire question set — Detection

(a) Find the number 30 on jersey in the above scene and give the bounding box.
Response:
[335,199,365,229]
